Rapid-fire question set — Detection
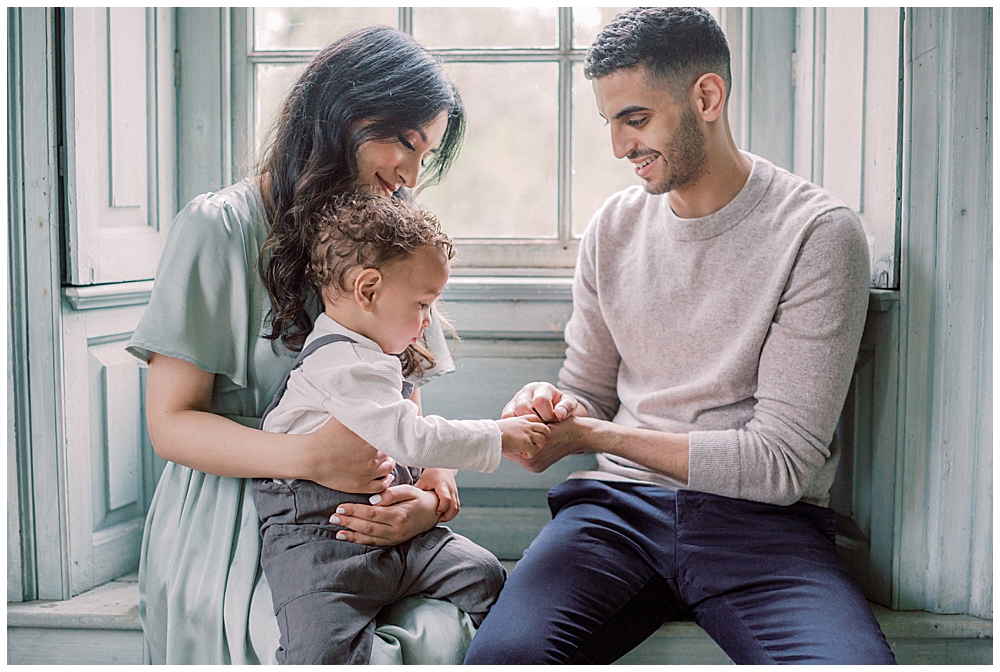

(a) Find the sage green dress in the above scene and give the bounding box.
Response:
[126,179,475,664]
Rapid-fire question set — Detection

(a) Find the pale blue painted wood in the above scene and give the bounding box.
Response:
[176,8,231,207]
[107,8,147,209]
[8,6,72,601]
[93,345,142,511]
[792,8,903,289]
[896,7,992,618]
[63,304,151,593]
[8,9,28,605]
[7,307,23,603]
[747,8,795,172]
[823,8,865,211]
[63,8,175,285]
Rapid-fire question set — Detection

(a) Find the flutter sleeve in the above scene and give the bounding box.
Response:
[126,191,261,390]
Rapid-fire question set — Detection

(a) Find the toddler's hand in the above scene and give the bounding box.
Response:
[415,468,460,522]
[497,416,550,459]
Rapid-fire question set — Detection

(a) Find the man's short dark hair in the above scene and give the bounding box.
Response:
[583,7,731,98]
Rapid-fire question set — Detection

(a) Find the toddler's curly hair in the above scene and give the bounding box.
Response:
[307,192,455,376]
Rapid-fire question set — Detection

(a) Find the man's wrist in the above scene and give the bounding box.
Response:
[582,421,691,485]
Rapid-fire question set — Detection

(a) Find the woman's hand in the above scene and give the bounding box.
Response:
[302,418,397,494]
[328,484,440,546]
[414,468,460,522]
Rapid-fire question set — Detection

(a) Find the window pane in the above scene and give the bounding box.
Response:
[418,63,558,239]
[574,7,723,49]
[413,7,557,49]
[254,7,397,51]
[572,7,633,48]
[571,64,637,236]
[255,63,307,154]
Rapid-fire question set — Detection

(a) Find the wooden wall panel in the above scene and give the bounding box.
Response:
[107,8,147,209]
[8,6,71,601]
[63,7,175,285]
[63,301,153,595]
[89,343,142,512]
[897,7,992,617]
[748,8,796,172]
[823,8,865,212]
[795,8,903,289]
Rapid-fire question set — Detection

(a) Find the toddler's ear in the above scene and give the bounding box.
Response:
[354,268,382,312]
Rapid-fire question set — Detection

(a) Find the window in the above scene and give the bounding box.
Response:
[240,8,683,273]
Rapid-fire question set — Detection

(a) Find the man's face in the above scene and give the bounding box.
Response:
[592,66,707,195]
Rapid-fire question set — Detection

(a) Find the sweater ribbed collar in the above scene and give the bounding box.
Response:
[662,153,775,241]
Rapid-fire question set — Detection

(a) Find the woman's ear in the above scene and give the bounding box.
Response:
[354,268,382,312]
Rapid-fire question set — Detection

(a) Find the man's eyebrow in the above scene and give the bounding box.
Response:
[613,105,649,120]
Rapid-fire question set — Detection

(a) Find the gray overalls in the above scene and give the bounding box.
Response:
[252,335,506,664]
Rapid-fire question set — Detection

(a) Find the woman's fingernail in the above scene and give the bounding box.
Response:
[329,515,340,524]
[369,493,382,504]
[336,532,346,540]
[336,507,346,515]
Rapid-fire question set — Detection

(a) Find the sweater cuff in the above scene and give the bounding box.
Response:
[686,429,742,499]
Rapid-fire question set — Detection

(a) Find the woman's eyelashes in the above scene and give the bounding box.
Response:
[398,132,436,167]
[397,134,416,151]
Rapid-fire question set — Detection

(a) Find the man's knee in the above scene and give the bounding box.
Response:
[464,626,558,664]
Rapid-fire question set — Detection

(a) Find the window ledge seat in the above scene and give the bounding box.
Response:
[8,568,991,665]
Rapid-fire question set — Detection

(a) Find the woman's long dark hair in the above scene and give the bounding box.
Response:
[258,25,465,352]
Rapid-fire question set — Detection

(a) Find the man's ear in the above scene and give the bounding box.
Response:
[692,72,726,123]
[354,268,382,312]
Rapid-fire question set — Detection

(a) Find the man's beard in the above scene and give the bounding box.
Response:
[642,108,708,195]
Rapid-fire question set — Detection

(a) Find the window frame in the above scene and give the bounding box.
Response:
[233,7,594,274]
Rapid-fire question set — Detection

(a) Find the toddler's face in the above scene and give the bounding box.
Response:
[370,245,450,355]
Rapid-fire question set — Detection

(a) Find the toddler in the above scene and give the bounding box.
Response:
[252,192,549,664]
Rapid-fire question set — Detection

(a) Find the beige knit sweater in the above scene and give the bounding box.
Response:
[560,154,870,507]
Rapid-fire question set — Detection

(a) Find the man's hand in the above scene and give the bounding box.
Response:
[502,382,585,422]
[414,468,461,522]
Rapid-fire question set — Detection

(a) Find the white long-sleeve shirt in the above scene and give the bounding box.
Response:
[262,313,502,474]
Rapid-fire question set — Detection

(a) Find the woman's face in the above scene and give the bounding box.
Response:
[355,112,449,197]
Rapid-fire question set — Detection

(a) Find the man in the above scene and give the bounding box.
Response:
[464,7,895,664]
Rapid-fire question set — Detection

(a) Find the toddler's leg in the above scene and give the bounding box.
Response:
[393,526,506,627]
[275,590,380,664]
[263,527,393,665]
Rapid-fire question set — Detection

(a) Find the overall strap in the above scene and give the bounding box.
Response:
[260,334,357,427]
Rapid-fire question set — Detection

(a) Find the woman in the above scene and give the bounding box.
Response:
[126,26,472,664]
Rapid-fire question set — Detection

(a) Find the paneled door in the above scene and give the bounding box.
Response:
[59,7,175,595]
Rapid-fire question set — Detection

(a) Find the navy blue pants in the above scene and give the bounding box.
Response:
[464,479,895,664]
